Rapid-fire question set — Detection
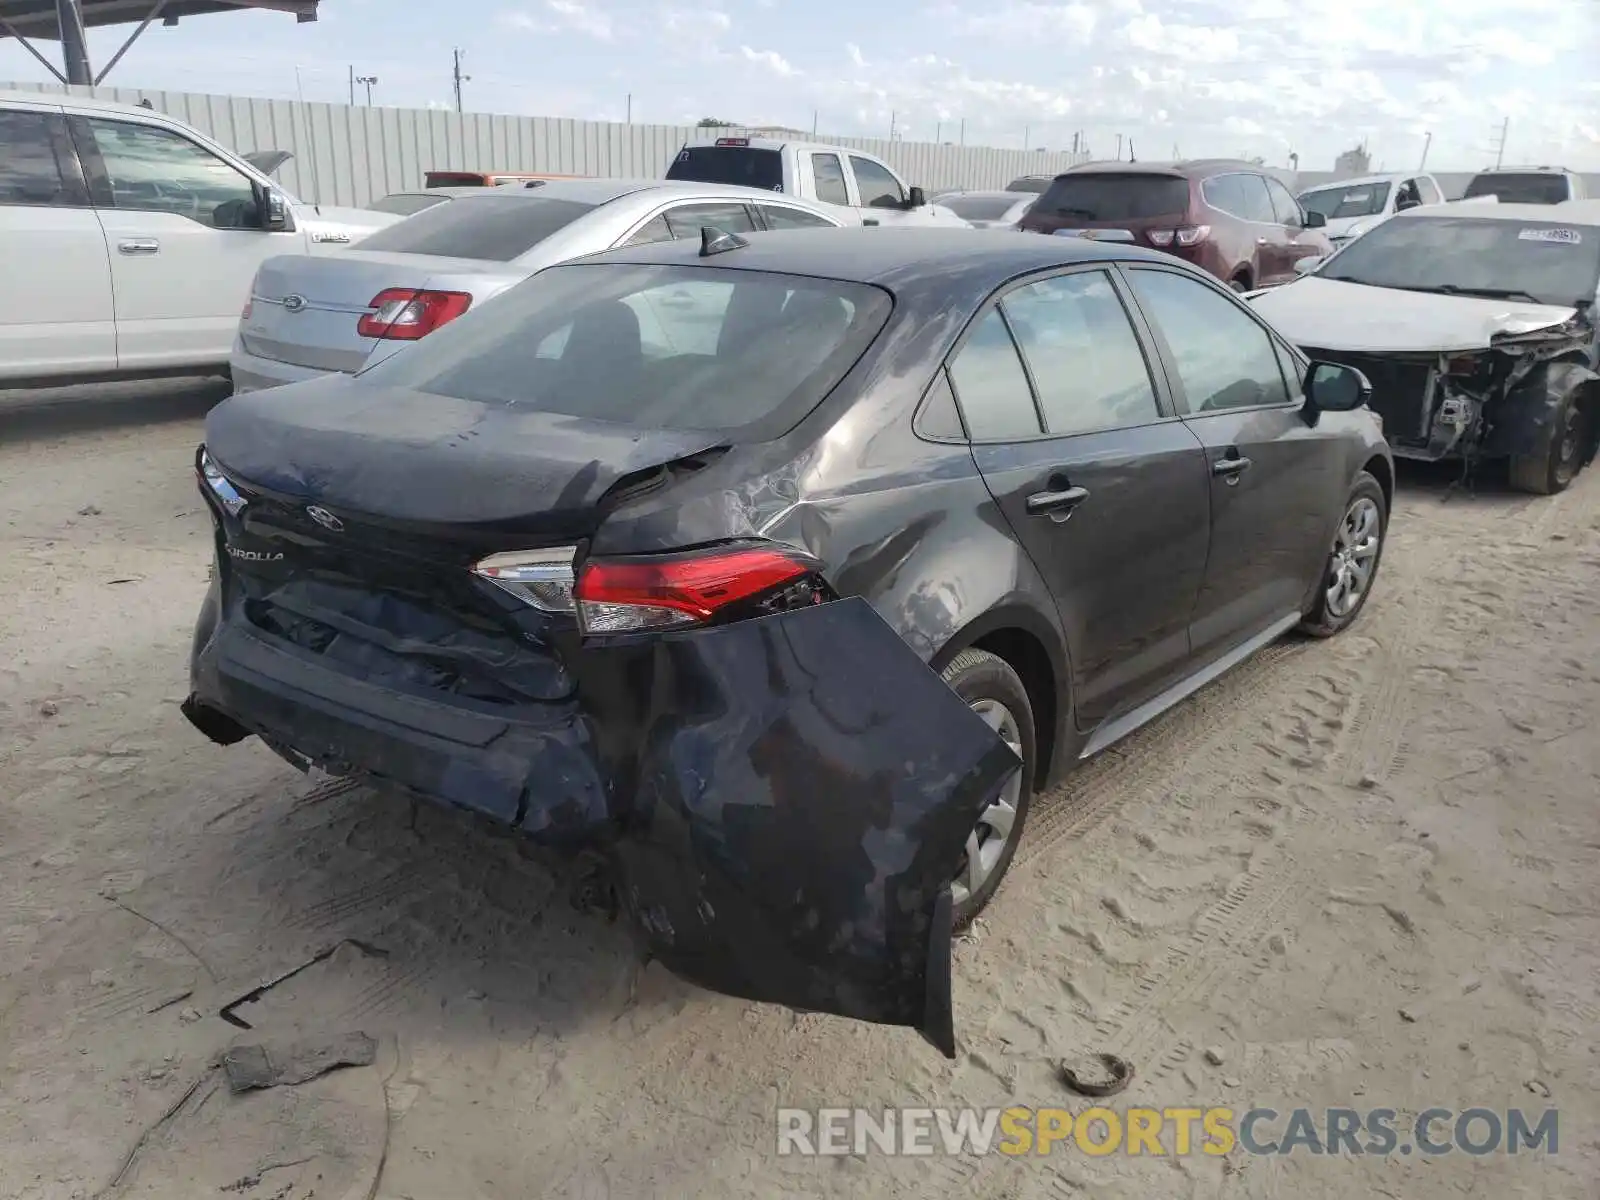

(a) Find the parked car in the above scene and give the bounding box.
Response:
[1296,172,1445,248]
[230,179,848,394]
[665,136,968,227]
[1249,201,1600,493]
[1005,175,1055,193]
[185,227,1391,1052]
[423,170,586,188]
[1017,160,1333,291]
[937,189,1037,228]
[1462,167,1588,205]
[0,89,398,390]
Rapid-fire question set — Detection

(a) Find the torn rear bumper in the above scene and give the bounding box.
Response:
[187,590,1017,1053]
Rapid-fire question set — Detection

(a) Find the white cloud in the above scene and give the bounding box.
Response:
[546,0,613,39]
[661,7,731,36]
[846,42,869,69]
[740,46,799,77]
[937,2,1099,42]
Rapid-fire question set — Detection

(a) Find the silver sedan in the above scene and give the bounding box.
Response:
[230,179,850,394]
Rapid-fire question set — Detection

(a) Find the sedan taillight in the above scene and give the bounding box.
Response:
[575,544,824,634]
[1150,225,1210,247]
[357,288,473,340]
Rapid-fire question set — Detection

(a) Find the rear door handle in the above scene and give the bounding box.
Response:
[1212,454,1252,477]
[1026,485,1090,517]
[117,238,160,255]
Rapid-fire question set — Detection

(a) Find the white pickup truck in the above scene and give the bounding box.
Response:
[0,89,398,390]
[665,136,968,228]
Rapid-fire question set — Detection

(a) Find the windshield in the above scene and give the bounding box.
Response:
[357,263,893,440]
[1318,216,1600,307]
[1033,173,1189,221]
[943,194,1029,222]
[1462,173,1571,204]
[666,146,785,191]
[1298,182,1391,220]
[352,194,596,262]
[368,193,452,217]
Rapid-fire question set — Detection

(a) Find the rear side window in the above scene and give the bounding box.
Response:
[1001,271,1161,435]
[663,201,756,239]
[810,154,850,205]
[0,110,77,207]
[1205,173,1275,222]
[368,193,449,216]
[1127,269,1289,413]
[666,145,784,191]
[1463,173,1570,204]
[357,263,893,441]
[757,204,836,230]
[1035,173,1190,221]
[850,156,904,208]
[353,194,595,261]
[947,310,1042,440]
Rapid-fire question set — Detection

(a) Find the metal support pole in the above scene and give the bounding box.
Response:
[0,15,68,82]
[54,0,93,86]
[94,0,169,85]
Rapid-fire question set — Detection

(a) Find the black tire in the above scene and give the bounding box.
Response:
[1300,470,1388,638]
[940,647,1036,926]
[1508,393,1589,495]
[1229,273,1252,294]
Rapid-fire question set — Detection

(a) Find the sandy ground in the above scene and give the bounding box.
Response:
[2,379,1597,1200]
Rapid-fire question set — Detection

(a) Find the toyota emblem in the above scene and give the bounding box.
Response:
[305,505,344,531]
[282,294,308,313]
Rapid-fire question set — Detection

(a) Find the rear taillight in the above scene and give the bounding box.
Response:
[241,299,252,320]
[1150,224,1210,247]
[357,288,473,340]
[575,544,824,634]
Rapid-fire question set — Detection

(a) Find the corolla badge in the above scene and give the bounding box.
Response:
[305,506,344,531]
[281,294,308,313]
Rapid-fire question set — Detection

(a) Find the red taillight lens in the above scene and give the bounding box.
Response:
[574,544,820,634]
[356,288,473,340]
[241,299,253,320]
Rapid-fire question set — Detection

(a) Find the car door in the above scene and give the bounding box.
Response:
[947,267,1212,726]
[69,114,297,371]
[804,151,853,213]
[1264,176,1325,275]
[848,154,911,227]
[1121,264,1347,662]
[0,105,115,380]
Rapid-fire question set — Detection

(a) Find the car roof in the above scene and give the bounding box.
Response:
[575,225,1184,288]
[944,189,1036,201]
[1056,158,1261,180]
[0,87,185,119]
[1472,165,1577,176]
[438,177,834,207]
[1298,173,1421,192]
[1396,200,1600,227]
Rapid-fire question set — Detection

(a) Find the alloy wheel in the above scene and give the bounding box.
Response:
[1325,496,1382,619]
[951,697,1024,909]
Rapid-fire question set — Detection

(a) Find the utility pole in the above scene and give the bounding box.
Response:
[812,110,818,136]
[54,0,93,86]
[1115,132,1123,160]
[1023,125,1029,149]
[348,64,355,106]
[935,120,941,143]
[1419,131,1432,171]
[625,93,631,124]
[889,110,896,141]
[357,75,377,106]
[958,118,965,147]
[1071,131,1079,155]
[452,48,470,114]
[1493,117,1509,168]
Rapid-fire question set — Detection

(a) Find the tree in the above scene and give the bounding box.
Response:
[697,117,735,128]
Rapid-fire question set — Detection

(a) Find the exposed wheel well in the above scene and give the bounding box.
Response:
[1231,266,1254,288]
[970,627,1059,783]
[1578,381,1600,468]
[1362,454,1394,513]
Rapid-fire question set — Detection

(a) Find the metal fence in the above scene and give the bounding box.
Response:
[3,80,1094,207]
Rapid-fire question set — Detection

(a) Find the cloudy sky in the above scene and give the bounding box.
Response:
[2,0,1596,169]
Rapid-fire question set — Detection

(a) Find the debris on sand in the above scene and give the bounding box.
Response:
[1059,1052,1134,1097]
[222,1032,377,1094]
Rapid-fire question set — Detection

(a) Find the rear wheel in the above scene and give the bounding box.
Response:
[1300,471,1387,637]
[1509,394,1589,495]
[940,648,1035,926]
[1229,272,1252,294]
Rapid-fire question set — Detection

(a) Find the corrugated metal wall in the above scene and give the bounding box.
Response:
[3,80,1093,207]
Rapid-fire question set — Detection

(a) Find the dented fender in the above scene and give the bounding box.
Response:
[578,598,1019,1056]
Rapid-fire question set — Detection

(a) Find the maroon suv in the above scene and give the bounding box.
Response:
[1016,160,1333,290]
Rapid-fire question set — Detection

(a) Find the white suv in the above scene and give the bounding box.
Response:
[1461,167,1588,205]
[0,89,397,390]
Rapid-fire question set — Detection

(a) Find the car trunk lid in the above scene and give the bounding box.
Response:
[240,252,526,374]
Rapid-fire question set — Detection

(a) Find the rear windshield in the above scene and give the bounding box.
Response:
[1318,216,1600,308]
[1299,182,1391,220]
[352,194,596,262]
[944,194,1029,222]
[368,193,451,217]
[666,146,785,192]
[1462,173,1571,204]
[1034,173,1190,221]
[356,263,892,440]
[424,171,488,187]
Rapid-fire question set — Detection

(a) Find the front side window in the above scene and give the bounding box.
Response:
[358,263,891,441]
[1128,269,1289,413]
[1316,215,1600,308]
[1416,177,1443,205]
[850,156,904,209]
[1000,271,1161,435]
[663,202,756,239]
[0,110,76,207]
[947,309,1042,440]
[1298,182,1391,220]
[1264,178,1306,227]
[1230,173,1277,223]
[810,154,850,206]
[85,118,258,228]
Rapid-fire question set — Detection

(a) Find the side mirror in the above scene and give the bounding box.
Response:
[1303,209,1327,229]
[1304,361,1370,416]
[1293,255,1324,276]
[905,186,926,209]
[255,182,289,231]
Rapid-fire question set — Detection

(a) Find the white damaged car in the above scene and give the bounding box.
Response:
[1249,201,1600,494]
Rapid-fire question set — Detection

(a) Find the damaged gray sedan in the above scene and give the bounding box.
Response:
[183,227,1390,1054]
[1250,201,1600,493]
